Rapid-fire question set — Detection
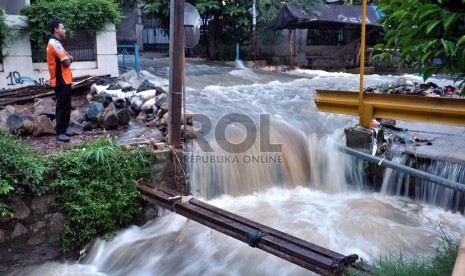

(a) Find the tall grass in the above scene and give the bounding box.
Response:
[370,231,459,275]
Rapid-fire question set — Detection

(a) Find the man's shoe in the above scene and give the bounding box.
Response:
[56,134,71,142]
[65,130,75,136]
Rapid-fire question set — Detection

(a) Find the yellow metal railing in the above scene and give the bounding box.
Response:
[314,90,465,127]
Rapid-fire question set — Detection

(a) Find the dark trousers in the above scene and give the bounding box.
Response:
[54,84,72,135]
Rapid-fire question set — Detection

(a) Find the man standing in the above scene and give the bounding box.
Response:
[47,20,74,142]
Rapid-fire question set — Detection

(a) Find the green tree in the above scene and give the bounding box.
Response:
[135,0,323,60]
[374,0,465,94]
[21,0,121,61]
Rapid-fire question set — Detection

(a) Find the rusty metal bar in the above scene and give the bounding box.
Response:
[138,185,358,275]
[314,90,465,126]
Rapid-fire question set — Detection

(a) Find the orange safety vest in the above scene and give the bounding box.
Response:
[46,37,73,87]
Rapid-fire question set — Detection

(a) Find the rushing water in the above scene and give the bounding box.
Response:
[7,62,465,275]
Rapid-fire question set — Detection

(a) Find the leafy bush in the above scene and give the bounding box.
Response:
[0,133,48,217]
[374,0,465,95]
[48,137,158,252]
[21,0,121,61]
[0,8,12,60]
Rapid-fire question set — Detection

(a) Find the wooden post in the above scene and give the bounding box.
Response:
[168,0,184,148]
[289,27,293,69]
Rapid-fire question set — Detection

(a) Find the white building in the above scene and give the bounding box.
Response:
[0,0,118,90]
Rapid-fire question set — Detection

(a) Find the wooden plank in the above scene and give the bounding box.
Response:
[138,185,359,275]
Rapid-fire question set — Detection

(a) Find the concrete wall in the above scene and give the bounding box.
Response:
[0,15,118,91]
[0,0,29,15]
[260,28,358,68]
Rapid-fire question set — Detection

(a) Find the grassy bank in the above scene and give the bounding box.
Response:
[367,234,459,275]
[0,133,160,252]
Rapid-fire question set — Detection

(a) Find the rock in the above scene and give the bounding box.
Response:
[92,93,113,108]
[0,228,8,243]
[12,223,27,239]
[21,119,34,135]
[70,109,85,124]
[344,126,372,152]
[137,110,147,121]
[155,87,166,96]
[161,112,169,127]
[100,103,118,130]
[27,234,46,246]
[137,89,157,101]
[66,122,84,136]
[160,102,169,114]
[141,98,155,111]
[146,117,161,128]
[155,93,167,108]
[137,79,157,92]
[7,113,29,134]
[32,115,55,137]
[182,125,198,140]
[18,108,33,117]
[0,105,16,132]
[379,119,396,129]
[86,102,105,121]
[94,75,115,86]
[130,96,144,111]
[183,110,193,125]
[83,120,99,131]
[49,213,65,234]
[33,98,56,118]
[113,98,126,109]
[14,199,30,220]
[116,109,131,126]
[31,221,46,233]
[107,83,123,90]
[31,195,56,214]
[116,80,133,91]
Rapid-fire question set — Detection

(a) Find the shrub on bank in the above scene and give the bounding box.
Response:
[0,133,48,217]
[0,133,158,253]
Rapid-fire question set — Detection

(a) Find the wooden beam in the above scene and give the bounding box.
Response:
[138,185,359,275]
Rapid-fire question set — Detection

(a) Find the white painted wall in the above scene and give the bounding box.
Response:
[0,15,118,91]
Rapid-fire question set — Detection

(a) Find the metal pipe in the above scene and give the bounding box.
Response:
[337,145,465,192]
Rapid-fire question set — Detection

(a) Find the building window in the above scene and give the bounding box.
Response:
[306,29,344,45]
[33,31,97,62]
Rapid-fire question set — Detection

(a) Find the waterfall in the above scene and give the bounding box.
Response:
[186,120,366,199]
[381,155,465,213]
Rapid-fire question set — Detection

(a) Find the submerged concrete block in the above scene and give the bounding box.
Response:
[344,126,372,152]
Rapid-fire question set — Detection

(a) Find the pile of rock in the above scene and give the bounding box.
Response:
[87,75,195,140]
[0,98,61,137]
[364,77,460,97]
[0,73,195,141]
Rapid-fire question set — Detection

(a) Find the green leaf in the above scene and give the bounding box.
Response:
[421,66,437,81]
[457,35,465,47]
[441,39,455,56]
[443,13,457,30]
[418,5,442,21]
[426,21,441,34]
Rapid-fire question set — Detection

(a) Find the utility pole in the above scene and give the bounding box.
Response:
[168,0,185,148]
[252,0,257,67]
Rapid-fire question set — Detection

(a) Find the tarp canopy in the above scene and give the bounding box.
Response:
[269,4,382,30]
